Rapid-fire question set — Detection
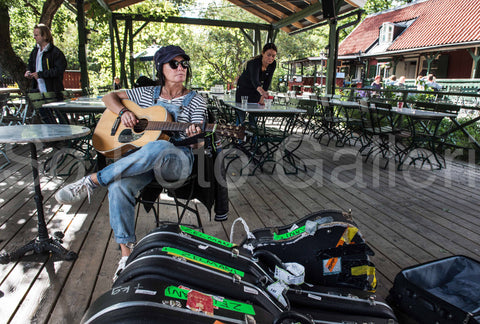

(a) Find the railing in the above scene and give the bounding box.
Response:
[336,86,480,162]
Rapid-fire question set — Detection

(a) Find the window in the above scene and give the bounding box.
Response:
[379,22,394,44]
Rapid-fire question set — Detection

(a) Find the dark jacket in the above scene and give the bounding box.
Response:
[27,44,67,92]
[236,56,276,103]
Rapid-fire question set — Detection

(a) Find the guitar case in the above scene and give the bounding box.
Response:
[127,223,276,284]
[287,285,397,323]
[81,278,281,324]
[114,250,288,316]
[114,249,397,324]
[387,255,480,324]
[241,209,377,292]
[121,223,397,323]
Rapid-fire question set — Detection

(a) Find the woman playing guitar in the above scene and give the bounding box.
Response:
[55,45,207,280]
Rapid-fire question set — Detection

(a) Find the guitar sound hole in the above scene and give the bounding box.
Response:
[118,129,133,143]
[118,129,145,143]
[133,119,148,133]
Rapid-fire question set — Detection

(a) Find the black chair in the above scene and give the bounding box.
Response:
[317,97,346,146]
[135,115,229,229]
[134,76,157,88]
[358,99,398,168]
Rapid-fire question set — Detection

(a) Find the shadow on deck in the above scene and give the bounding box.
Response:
[0,136,479,323]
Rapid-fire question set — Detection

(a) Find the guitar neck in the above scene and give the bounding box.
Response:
[145,121,214,132]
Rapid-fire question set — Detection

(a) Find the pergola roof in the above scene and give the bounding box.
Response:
[80,0,365,34]
[224,0,365,34]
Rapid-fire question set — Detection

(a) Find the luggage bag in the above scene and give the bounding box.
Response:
[388,255,480,324]
[242,210,377,291]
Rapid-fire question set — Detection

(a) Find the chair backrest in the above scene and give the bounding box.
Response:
[358,99,373,129]
[435,103,461,115]
[296,99,317,115]
[26,92,46,109]
[371,101,392,110]
[144,109,229,219]
[0,94,9,108]
[217,99,237,125]
[43,91,63,103]
[370,102,394,134]
[61,90,74,99]
[415,101,460,115]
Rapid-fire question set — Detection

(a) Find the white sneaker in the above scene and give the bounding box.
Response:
[55,175,97,204]
[113,256,129,282]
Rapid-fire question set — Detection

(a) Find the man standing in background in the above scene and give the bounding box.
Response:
[24,23,67,123]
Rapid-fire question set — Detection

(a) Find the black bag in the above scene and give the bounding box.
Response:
[242,210,377,291]
[81,278,279,324]
[388,255,480,324]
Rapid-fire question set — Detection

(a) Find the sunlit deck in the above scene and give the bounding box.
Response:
[1,136,480,323]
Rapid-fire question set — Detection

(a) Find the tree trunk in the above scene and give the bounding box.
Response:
[0,2,29,93]
[40,0,64,27]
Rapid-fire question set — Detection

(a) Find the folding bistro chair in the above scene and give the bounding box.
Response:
[135,113,229,229]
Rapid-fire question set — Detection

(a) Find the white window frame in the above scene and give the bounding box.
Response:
[379,22,394,45]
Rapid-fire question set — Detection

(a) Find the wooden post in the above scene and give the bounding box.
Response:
[325,18,337,95]
[468,48,480,79]
[76,0,90,95]
[128,18,134,88]
[109,16,116,89]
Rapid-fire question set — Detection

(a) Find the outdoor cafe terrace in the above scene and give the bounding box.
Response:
[1,107,480,323]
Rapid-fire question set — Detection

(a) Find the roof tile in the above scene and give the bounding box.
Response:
[339,0,480,56]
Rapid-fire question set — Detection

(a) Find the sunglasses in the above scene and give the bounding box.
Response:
[168,60,190,69]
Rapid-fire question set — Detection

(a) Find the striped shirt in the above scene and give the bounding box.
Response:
[126,86,207,140]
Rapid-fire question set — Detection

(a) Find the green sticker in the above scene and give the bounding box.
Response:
[165,286,256,316]
[162,247,244,277]
[180,225,235,248]
[273,225,306,240]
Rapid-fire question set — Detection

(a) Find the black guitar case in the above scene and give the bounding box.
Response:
[287,285,397,323]
[81,278,280,324]
[242,209,377,291]
[127,223,277,284]
[119,223,396,323]
[114,249,396,324]
[114,250,288,316]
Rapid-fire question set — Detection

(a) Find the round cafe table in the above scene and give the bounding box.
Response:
[0,124,90,263]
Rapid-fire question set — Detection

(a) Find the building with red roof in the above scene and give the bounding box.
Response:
[338,0,480,83]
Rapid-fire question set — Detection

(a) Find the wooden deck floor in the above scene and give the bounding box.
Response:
[1,135,480,324]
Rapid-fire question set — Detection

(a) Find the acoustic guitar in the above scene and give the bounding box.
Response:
[92,99,245,158]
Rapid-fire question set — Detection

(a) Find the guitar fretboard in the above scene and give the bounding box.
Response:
[141,121,215,132]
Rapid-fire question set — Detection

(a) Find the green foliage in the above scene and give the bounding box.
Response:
[439,116,480,150]
[363,0,411,14]
[407,89,437,102]
[5,0,414,92]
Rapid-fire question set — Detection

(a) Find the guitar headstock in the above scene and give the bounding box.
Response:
[214,124,246,140]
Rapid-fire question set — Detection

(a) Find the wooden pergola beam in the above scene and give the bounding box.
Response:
[111,13,277,87]
[273,1,323,30]
[225,0,293,33]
